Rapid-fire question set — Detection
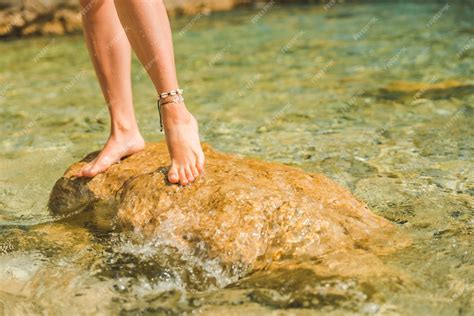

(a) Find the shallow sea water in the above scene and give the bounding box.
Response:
[0,2,473,315]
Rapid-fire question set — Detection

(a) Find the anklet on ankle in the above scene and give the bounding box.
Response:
[157,88,184,132]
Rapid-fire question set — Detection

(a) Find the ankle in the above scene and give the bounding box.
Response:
[110,121,140,136]
[107,132,145,151]
[161,103,193,124]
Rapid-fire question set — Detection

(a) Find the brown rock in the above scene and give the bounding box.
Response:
[164,0,240,16]
[0,14,14,36]
[49,142,409,275]
[0,10,23,36]
[40,19,64,35]
[23,0,56,15]
[55,9,81,33]
[21,21,41,36]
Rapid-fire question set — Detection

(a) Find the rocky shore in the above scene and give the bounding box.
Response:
[0,0,278,38]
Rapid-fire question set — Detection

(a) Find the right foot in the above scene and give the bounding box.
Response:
[75,131,145,177]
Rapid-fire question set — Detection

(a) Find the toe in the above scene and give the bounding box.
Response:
[82,163,102,177]
[75,160,95,177]
[168,163,180,183]
[185,166,195,183]
[76,163,92,177]
[190,165,199,178]
[179,168,188,186]
[196,152,205,173]
[82,158,113,177]
[74,167,85,177]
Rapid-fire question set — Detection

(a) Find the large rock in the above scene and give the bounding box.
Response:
[49,142,409,274]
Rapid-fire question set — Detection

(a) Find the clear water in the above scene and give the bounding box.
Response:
[0,2,473,315]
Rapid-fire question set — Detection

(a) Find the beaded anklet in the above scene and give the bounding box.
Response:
[157,88,184,132]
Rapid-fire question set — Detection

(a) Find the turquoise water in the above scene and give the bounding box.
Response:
[0,2,473,315]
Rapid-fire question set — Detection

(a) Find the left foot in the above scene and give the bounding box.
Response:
[161,102,205,186]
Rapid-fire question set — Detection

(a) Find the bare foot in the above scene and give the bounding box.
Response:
[76,131,145,177]
[162,102,205,185]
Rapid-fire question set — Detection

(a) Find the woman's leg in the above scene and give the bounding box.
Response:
[77,0,144,177]
[113,0,204,186]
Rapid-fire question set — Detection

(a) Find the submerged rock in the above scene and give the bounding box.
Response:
[376,80,474,100]
[49,142,409,276]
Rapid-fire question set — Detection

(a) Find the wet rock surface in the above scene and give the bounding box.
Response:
[49,142,409,275]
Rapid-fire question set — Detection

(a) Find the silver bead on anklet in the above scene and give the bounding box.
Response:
[157,88,184,132]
